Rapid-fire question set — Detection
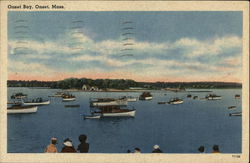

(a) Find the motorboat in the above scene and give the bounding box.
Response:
[187,94,192,98]
[228,106,236,110]
[139,92,153,100]
[205,94,222,100]
[235,94,240,99]
[49,92,65,97]
[229,112,242,116]
[62,94,76,102]
[90,98,127,107]
[168,98,184,104]
[121,96,137,102]
[95,105,136,117]
[11,92,27,99]
[193,96,198,99]
[7,105,38,114]
[22,98,50,106]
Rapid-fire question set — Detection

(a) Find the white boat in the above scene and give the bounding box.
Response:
[102,110,136,117]
[96,105,136,117]
[23,100,50,106]
[62,97,76,102]
[90,98,127,107]
[168,98,184,104]
[229,112,242,116]
[206,94,222,100]
[62,94,76,102]
[139,92,153,100]
[84,115,101,119]
[121,96,137,102]
[7,105,38,114]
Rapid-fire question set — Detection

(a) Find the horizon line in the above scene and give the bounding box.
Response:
[7,78,242,84]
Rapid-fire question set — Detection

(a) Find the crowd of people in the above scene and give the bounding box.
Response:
[44,135,89,153]
[44,135,221,154]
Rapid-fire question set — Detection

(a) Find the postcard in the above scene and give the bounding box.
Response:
[0,1,249,163]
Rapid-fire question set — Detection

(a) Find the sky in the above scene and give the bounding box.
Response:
[8,11,243,82]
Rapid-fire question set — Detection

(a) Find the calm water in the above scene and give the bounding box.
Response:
[7,88,242,153]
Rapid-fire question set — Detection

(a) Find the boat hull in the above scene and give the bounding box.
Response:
[102,110,136,117]
[91,100,127,107]
[168,101,183,104]
[62,98,76,102]
[127,98,137,102]
[207,97,222,100]
[23,100,50,106]
[84,115,101,119]
[7,106,38,114]
[139,96,153,100]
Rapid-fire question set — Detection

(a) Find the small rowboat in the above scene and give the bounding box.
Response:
[65,104,80,108]
[168,98,183,105]
[84,115,101,119]
[62,97,76,102]
[7,105,38,114]
[228,106,236,110]
[229,112,242,116]
[158,102,166,104]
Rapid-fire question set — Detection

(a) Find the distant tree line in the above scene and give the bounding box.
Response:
[7,78,242,89]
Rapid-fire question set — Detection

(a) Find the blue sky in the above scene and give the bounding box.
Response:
[8,11,242,82]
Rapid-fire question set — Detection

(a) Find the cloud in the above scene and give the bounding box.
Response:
[8,29,243,82]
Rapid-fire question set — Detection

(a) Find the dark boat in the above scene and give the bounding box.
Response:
[11,92,27,99]
[65,104,80,108]
[235,94,240,99]
[229,112,242,116]
[139,92,153,100]
[228,106,236,110]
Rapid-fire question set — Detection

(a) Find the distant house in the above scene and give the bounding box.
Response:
[82,84,90,91]
[90,86,98,91]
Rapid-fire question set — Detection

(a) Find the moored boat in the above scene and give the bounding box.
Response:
[65,104,80,108]
[96,105,136,117]
[187,94,192,98]
[11,93,27,99]
[121,96,137,102]
[62,94,76,102]
[193,96,198,99]
[229,112,242,116]
[90,98,127,107]
[205,94,222,100]
[84,115,101,119]
[235,94,240,99]
[22,98,50,106]
[7,105,38,114]
[168,98,183,104]
[158,101,166,104]
[139,92,153,100]
[49,92,65,97]
[228,106,236,110]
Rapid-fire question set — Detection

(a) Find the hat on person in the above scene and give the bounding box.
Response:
[51,137,57,144]
[63,138,73,147]
[154,145,160,149]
